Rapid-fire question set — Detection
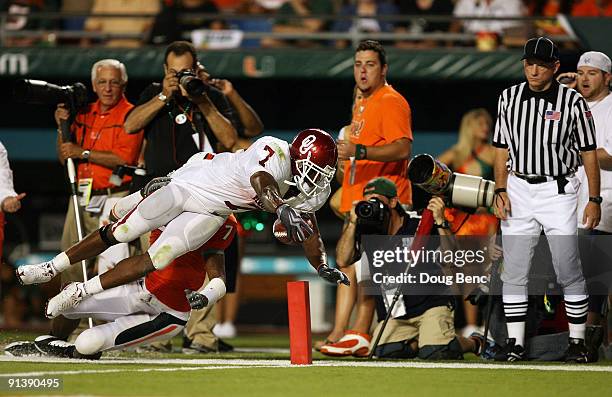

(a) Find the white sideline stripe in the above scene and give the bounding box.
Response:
[1,356,612,373]
[0,365,283,377]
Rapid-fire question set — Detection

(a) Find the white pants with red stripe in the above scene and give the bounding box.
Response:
[62,280,188,355]
[500,173,587,296]
[111,184,226,270]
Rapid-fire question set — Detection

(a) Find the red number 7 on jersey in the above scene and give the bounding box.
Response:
[259,145,275,166]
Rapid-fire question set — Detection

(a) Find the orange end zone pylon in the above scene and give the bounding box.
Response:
[287,281,312,365]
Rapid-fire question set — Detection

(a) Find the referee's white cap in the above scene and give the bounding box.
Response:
[578,51,611,74]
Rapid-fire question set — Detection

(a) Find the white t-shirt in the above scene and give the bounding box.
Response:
[170,136,329,215]
[577,93,612,232]
[453,0,524,34]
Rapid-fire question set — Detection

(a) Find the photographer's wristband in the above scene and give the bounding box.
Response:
[355,144,367,160]
[494,188,507,194]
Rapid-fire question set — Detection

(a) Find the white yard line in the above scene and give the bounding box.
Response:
[1,356,612,373]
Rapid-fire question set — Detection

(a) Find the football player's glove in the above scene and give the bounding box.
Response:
[318,264,350,286]
[185,289,209,310]
[276,204,313,243]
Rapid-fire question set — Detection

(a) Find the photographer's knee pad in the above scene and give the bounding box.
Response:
[418,338,463,360]
[75,328,106,356]
[148,236,187,270]
[374,340,418,359]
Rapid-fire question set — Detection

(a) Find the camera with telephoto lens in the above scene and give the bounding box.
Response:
[355,197,391,235]
[408,154,495,210]
[13,79,89,111]
[176,70,210,97]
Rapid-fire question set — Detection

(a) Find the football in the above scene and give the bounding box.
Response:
[273,217,314,245]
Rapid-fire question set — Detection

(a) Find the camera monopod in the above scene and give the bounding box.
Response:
[481,229,503,358]
[367,208,435,359]
[14,80,93,327]
[59,118,94,329]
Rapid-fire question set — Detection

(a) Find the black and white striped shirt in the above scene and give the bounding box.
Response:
[493,81,596,176]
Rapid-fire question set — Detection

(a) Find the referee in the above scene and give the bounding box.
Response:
[492,37,601,362]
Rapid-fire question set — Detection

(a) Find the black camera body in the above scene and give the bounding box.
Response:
[176,70,210,97]
[14,79,89,111]
[355,198,391,235]
[109,165,147,187]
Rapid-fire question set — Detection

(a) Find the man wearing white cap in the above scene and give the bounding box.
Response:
[558,51,612,360]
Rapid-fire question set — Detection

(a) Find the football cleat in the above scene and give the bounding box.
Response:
[16,261,57,285]
[45,282,85,318]
[4,341,42,357]
[34,335,101,360]
[34,335,75,358]
[565,337,589,363]
[320,330,371,357]
[493,338,526,362]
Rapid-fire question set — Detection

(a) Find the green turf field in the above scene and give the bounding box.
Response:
[1,331,611,397]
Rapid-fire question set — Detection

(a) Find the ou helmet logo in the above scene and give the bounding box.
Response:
[299,135,317,155]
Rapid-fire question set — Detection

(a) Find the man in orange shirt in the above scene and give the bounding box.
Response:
[53,59,143,341]
[320,40,413,353]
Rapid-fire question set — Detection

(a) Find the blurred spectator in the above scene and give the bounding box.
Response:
[332,0,398,48]
[212,0,243,11]
[394,0,454,49]
[571,0,612,16]
[83,0,160,47]
[526,0,572,36]
[452,0,527,48]
[230,0,276,48]
[1,0,60,47]
[148,0,223,45]
[272,0,335,47]
[61,0,93,32]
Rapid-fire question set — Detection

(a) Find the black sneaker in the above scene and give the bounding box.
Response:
[493,338,525,362]
[4,341,42,357]
[182,343,216,354]
[218,338,234,353]
[565,338,589,363]
[585,325,604,363]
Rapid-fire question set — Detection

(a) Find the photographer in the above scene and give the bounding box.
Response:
[123,41,241,354]
[321,178,488,359]
[123,41,237,187]
[52,58,144,347]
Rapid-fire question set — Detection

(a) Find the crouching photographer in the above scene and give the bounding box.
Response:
[321,177,490,359]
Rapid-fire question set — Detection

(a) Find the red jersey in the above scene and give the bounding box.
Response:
[144,215,237,312]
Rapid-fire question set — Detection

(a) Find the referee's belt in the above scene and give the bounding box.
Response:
[91,185,130,196]
[513,172,574,184]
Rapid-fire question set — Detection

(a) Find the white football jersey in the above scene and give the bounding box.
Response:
[169,136,330,215]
